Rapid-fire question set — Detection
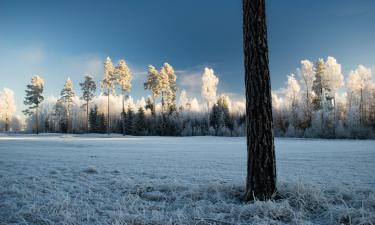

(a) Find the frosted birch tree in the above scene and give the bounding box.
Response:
[158,65,170,114]
[285,74,301,127]
[347,65,372,125]
[163,63,177,113]
[101,56,116,135]
[79,75,96,133]
[298,59,315,125]
[201,67,219,127]
[23,75,44,134]
[0,88,16,131]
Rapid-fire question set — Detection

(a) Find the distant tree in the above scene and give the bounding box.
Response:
[162,63,177,113]
[59,78,75,133]
[125,105,134,135]
[89,105,99,133]
[243,0,277,200]
[312,59,325,111]
[144,65,161,118]
[0,88,16,131]
[285,74,301,128]
[158,65,170,114]
[115,59,132,135]
[134,107,146,135]
[145,96,155,115]
[101,56,116,135]
[23,75,44,134]
[98,112,107,134]
[201,67,219,128]
[347,65,372,125]
[299,60,315,126]
[178,89,189,111]
[80,75,96,133]
[53,100,67,133]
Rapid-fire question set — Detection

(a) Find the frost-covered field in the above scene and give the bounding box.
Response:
[0,135,374,225]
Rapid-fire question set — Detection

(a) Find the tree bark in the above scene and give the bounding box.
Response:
[86,100,89,133]
[243,0,277,201]
[36,105,39,135]
[122,90,126,136]
[107,93,110,135]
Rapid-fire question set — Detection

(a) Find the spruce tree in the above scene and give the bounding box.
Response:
[125,105,134,135]
[134,107,146,135]
[115,59,132,135]
[101,57,116,135]
[59,78,75,133]
[80,75,96,133]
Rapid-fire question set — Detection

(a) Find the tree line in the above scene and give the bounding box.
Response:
[0,56,374,138]
[272,57,375,138]
[18,58,245,136]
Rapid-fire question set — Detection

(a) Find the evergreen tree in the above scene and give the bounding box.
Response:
[312,59,325,110]
[125,105,134,135]
[144,65,161,118]
[23,75,44,134]
[79,75,96,133]
[134,107,146,135]
[89,105,99,133]
[98,113,107,134]
[115,59,132,135]
[101,56,116,135]
[59,78,75,133]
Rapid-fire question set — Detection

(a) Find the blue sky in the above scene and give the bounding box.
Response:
[0,0,374,114]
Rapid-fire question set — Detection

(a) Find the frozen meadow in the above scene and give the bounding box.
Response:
[0,135,374,225]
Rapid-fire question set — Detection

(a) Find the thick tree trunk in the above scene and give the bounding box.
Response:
[243,0,277,201]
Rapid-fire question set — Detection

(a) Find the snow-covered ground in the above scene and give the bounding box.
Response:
[0,135,374,225]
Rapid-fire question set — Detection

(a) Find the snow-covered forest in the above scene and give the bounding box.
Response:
[0,56,374,138]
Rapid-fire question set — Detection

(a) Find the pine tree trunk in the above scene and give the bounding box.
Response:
[107,93,110,135]
[36,105,39,135]
[5,117,9,132]
[152,93,156,118]
[86,101,89,133]
[360,88,363,125]
[207,102,210,130]
[122,90,126,136]
[243,0,277,201]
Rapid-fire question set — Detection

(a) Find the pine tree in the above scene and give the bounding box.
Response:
[134,107,146,135]
[101,56,116,135]
[89,105,99,133]
[125,105,134,135]
[59,78,75,133]
[115,59,132,136]
[23,75,44,134]
[80,75,96,133]
[144,65,161,118]
[312,59,325,111]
